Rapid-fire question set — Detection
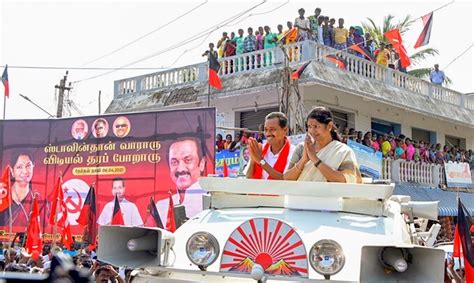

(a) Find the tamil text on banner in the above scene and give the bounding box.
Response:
[347,140,383,179]
[444,162,473,188]
[215,149,240,177]
[0,108,215,241]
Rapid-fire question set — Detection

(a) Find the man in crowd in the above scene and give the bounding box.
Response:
[375,42,390,67]
[156,137,206,225]
[245,112,295,180]
[97,177,143,226]
[216,32,229,58]
[243,27,256,69]
[333,18,349,50]
[294,8,311,42]
[430,64,445,85]
[308,7,322,41]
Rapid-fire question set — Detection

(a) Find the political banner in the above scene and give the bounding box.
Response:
[215,149,240,177]
[347,140,383,179]
[0,108,215,241]
[444,162,473,188]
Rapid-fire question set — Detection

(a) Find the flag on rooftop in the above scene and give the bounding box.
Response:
[208,52,222,90]
[414,12,433,49]
[1,65,9,98]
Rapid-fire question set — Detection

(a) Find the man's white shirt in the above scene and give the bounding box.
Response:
[155,181,206,226]
[97,198,143,226]
[243,142,296,179]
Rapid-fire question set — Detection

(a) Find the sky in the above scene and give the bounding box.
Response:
[1,0,473,120]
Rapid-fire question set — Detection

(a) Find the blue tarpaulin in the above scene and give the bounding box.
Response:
[394,184,474,217]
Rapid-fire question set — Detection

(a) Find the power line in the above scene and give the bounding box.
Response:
[73,0,267,84]
[171,0,290,66]
[414,0,455,21]
[443,43,474,70]
[0,65,170,70]
[81,0,208,66]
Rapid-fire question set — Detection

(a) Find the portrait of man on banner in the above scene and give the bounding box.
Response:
[156,137,207,226]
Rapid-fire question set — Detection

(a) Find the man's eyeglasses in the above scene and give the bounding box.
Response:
[115,124,128,129]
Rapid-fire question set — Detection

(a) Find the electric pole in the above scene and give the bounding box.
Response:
[55,71,72,118]
[98,90,102,114]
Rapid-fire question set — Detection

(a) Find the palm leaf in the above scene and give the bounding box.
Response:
[410,48,439,65]
[382,14,396,33]
[396,15,416,34]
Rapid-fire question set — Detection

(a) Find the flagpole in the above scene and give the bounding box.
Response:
[52,175,62,248]
[3,94,6,120]
[8,166,12,242]
[208,82,211,107]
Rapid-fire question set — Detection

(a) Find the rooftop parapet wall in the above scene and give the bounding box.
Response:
[108,41,473,125]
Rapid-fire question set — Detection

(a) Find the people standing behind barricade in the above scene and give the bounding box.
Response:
[308,7,322,41]
[284,106,362,183]
[229,133,242,151]
[332,18,349,50]
[224,134,234,150]
[294,8,311,42]
[245,112,295,180]
[322,16,333,47]
[375,42,390,68]
[201,42,217,59]
[430,64,445,86]
[217,32,229,59]
[277,24,284,41]
[216,134,225,151]
[243,27,257,69]
[283,21,299,62]
[256,26,264,68]
[364,33,376,58]
[224,32,236,74]
[234,29,245,72]
[263,26,278,66]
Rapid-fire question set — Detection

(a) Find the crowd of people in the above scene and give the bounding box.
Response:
[217,127,474,167]
[0,239,127,282]
[203,6,427,76]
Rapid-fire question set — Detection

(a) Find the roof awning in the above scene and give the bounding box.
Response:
[394,185,474,217]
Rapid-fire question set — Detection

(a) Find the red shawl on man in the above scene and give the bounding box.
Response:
[252,138,291,179]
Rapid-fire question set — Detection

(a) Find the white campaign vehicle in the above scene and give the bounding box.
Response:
[98,177,445,282]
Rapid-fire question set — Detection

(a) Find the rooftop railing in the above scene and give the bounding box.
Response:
[113,40,473,111]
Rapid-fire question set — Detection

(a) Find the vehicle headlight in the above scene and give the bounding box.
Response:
[186,232,220,269]
[309,239,345,276]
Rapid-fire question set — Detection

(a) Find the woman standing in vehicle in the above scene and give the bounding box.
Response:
[285,106,361,183]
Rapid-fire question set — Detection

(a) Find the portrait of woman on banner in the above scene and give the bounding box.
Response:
[0,150,49,227]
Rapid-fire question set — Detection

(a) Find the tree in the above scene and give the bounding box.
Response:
[362,15,451,85]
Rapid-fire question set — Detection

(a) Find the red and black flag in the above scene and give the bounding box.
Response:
[1,65,9,98]
[414,12,433,49]
[148,197,164,229]
[208,52,222,90]
[291,60,311,80]
[454,198,473,282]
[326,54,346,70]
[111,194,124,225]
[349,44,375,62]
[76,184,97,249]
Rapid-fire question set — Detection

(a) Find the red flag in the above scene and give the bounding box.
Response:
[326,55,346,70]
[166,192,176,232]
[0,166,11,213]
[349,44,375,62]
[49,177,66,227]
[384,29,411,68]
[76,185,97,249]
[62,223,73,249]
[111,194,124,225]
[223,159,229,177]
[25,196,42,260]
[1,65,9,98]
[291,60,311,80]
[453,223,461,257]
[414,12,433,49]
[456,199,474,282]
[208,52,222,90]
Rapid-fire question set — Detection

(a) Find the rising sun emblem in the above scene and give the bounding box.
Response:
[220,218,308,277]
